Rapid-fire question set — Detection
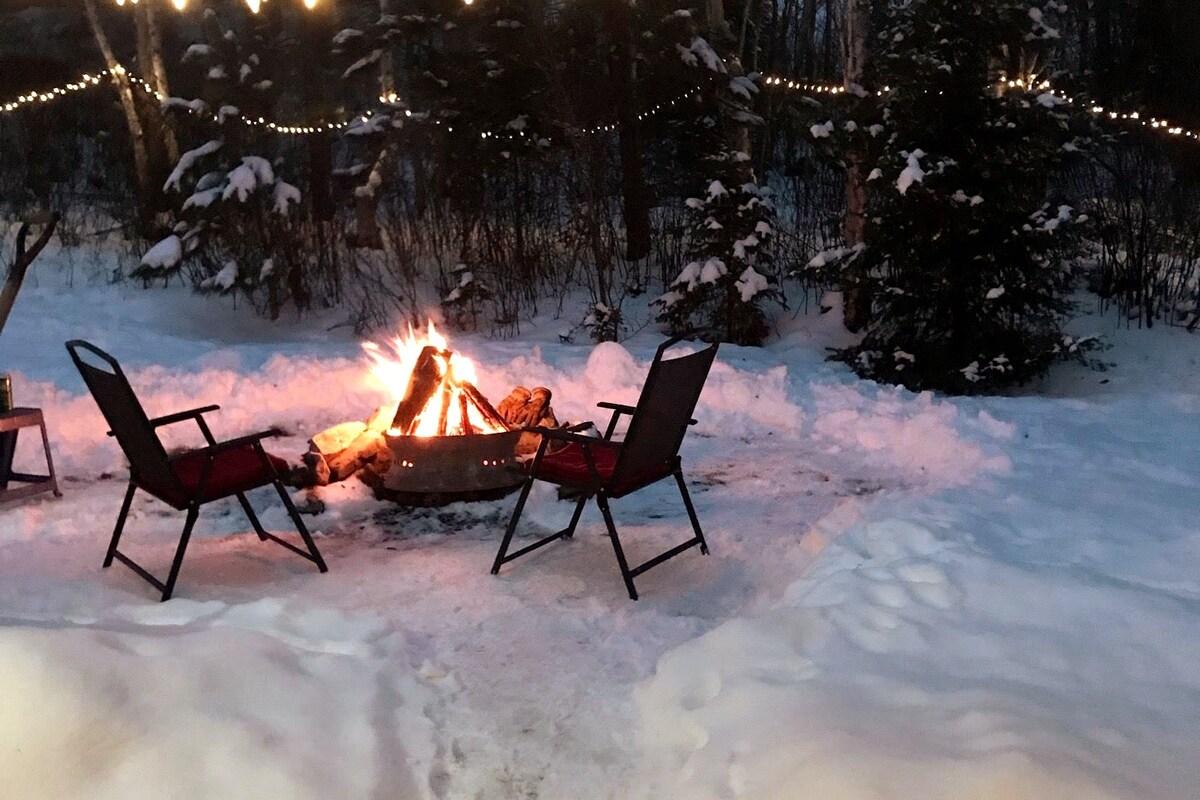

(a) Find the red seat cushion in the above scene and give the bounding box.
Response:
[535,441,620,486]
[141,444,289,507]
[533,441,673,496]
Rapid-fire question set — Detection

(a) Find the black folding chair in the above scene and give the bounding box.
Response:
[492,335,718,600]
[66,340,327,601]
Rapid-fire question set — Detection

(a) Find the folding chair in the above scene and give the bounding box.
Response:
[66,340,327,601]
[492,335,718,600]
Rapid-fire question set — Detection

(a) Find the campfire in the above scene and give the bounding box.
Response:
[300,322,560,505]
[363,321,510,438]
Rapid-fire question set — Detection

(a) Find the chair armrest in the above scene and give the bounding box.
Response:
[149,405,220,428]
[597,401,636,415]
[203,428,284,456]
[596,400,696,431]
[523,425,620,449]
[108,404,221,437]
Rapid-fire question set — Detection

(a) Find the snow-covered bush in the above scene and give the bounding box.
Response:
[657,166,780,345]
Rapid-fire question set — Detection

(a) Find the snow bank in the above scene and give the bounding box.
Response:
[0,601,437,800]
[808,383,1010,486]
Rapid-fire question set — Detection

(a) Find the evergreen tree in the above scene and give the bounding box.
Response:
[809,0,1094,392]
[136,7,310,320]
[652,6,781,346]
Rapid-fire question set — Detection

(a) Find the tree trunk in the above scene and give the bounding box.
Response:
[0,214,59,338]
[840,0,872,333]
[799,0,819,78]
[137,0,179,164]
[604,0,652,262]
[83,0,153,225]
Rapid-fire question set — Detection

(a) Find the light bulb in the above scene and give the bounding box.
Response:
[245,0,262,12]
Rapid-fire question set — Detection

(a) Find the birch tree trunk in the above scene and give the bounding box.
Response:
[841,0,872,332]
[82,0,152,221]
[136,0,179,164]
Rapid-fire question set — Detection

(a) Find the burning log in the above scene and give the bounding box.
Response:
[458,393,474,435]
[390,345,445,433]
[435,378,454,436]
[460,382,510,432]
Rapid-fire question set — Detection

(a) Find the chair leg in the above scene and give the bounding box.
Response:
[675,470,709,556]
[563,494,588,539]
[271,480,328,573]
[492,477,534,574]
[161,507,199,602]
[596,493,638,601]
[104,481,137,568]
[237,492,269,540]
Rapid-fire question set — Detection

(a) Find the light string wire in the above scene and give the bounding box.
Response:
[3,65,1199,144]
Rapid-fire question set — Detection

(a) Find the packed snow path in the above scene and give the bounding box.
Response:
[1,258,1198,799]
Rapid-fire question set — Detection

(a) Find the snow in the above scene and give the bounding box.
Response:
[200,260,239,291]
[2,246,1200,799]
[161,96,208,115]
[241,156,275,186]
[687,37,726,73]
[896,148,927,195]
[698,257,727,284]
[734,267,769,302]
[139,235,183,271]
[219,156,278,204]
[183,187,222,211]
[272,181,301,215]
[164,140,222,193]
[728,76,758,100]
[332,28,364,46]
[810,120,835,139]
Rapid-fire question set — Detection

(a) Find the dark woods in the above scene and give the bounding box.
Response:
[0,0,1197,391]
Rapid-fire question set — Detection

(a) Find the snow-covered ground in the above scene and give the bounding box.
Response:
[1,243,1198,799]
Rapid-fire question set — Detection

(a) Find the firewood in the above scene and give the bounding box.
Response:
[497,387,531,422]
[326,429,386,482]
[458,393,475,434]
[311,421,367,455]
[435,377,454,436]
[460,382,510,431]
[390,345,445,433]
[301,450,331,487]
[366,404,392,433]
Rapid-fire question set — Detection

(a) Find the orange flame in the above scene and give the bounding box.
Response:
[362,321,504,437]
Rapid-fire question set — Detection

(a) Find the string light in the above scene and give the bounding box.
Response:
[110,0,318,12]
[3,66,1198,145]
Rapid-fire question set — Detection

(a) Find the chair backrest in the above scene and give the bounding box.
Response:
[611,337,718,487]
[65,340,182,493]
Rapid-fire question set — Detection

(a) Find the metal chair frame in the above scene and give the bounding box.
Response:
[66,340,327,601]
[492,335,717,600]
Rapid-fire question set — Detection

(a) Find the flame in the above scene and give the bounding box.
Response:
[362,321,505,437]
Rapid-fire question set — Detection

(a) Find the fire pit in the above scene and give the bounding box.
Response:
[375,428,524,505]
[302,323,558,507]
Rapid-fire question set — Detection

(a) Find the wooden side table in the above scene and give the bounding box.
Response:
[0,407,61,504]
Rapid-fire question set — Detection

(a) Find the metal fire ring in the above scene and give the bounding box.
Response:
[364,428,525,506]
